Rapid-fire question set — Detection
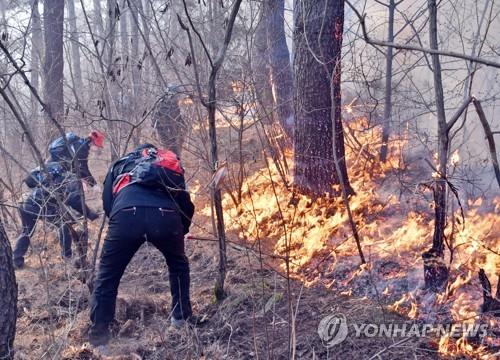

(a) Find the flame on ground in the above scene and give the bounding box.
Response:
[205,117,499,358]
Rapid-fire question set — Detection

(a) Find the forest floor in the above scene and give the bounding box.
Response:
[9,122,495,359]
[11,217,442,360]
[11,185,451,360]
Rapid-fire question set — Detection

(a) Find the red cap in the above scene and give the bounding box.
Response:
[89,130,105,148]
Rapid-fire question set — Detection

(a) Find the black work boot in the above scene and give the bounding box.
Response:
[88,323,110,347]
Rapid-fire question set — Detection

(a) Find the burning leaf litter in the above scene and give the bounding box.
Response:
[209,117,499,358]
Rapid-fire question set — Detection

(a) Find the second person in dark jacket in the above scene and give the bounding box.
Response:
[12,162,100,269]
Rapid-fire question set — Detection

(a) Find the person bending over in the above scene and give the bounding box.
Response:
[89,144,195,346]
[48,130,105,187]
[13,162,100,269]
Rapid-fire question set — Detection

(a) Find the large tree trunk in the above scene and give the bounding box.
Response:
[30,0,42,121]
[379,0,395,162]
[138,0,151,93]
[0,216,17,359]
[119,3,129,57]
[129,0,141,146]
[252,8,274,119]
[293,0,352,197]
[92,0,104,37]
[67,0,83,102]
[104,0,120,159]
[422,0,449,291]
[266,0,294,139]
[43,0,65,138]
[130,1,140,99]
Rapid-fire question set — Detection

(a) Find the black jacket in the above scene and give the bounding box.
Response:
[25,171,98,220]
[102,159,195,234]
[49,133,96,186]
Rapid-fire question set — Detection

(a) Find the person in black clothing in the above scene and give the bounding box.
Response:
[89,144,195,346]
[12,162,100,269]
[48,130,105,186]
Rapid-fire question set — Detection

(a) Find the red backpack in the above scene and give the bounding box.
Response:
[112,147,185,195]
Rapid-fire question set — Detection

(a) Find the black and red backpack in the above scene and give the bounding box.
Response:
[111,146,186,195]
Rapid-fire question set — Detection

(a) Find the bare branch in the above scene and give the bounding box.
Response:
[345,0,500,69]
[446,96,473,132]
[472,98,500,189]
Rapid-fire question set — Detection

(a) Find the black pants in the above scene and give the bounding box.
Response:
[13,197,73,264]
[90,206,192,327]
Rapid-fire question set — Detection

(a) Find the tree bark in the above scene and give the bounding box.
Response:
[252,7,274,119]
[205,0,244,301]
[93,0,104,37]
[130,0,140,99]
[380,0,395,162]
[478,269,500,315]
[43,0,65,138]
[293,0,352,197]
[67,0,83,99]
[266,0,294,139]
[472,98,500,189]
[30,0,42,120]
[422,0,449,291]
[105,0,120,160]
[0,216,17,360]
[120,3,129,57]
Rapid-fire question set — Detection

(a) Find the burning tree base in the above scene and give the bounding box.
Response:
[479,269,500,317]
[422,248,449,292]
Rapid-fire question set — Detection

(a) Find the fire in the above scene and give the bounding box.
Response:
[439,334,490,359]
[209,116,499,357]
[451,150,460,167]
[344,97,357,114]
[231,80,245,94]
[179,97,194,105]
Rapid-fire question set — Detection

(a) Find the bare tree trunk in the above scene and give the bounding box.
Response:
[266,0,294,139]
[182,0,244,300]
[120,3,129,57]
[104,0,120,160]
[252,8,274,118]
[472,98,500,189]
[207,0,220,55]
[130,1,140,98]
[460,0,490,141]
[138,0,151,92]
[0,216,17,360]
[380,0,395,162]
[31,0,42,121]
[43,0,65,138]
[478,269,500,314]
[422,0,449,291]
[129,0,141,146]
[293,0,352,197]
[93,0,104,37]
[0,2,6,33]
[67,0,83,99]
